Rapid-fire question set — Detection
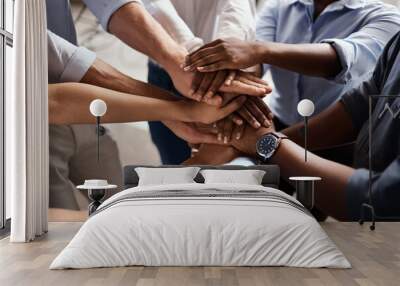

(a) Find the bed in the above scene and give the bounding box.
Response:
[50,165,350,269]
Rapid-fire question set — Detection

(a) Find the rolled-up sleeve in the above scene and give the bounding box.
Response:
[83,0,142,31]
[216,0,256,41]
[48,30,96,83]
[346,157,400,221]
[322,7,400,84]
[340,30,396,133]
[340,76,379,133]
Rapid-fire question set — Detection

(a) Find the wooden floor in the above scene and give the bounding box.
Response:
[0,222,399,286]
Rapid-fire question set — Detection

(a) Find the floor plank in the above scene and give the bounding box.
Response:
[0,222,399,286]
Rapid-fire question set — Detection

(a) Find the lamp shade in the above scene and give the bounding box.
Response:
[297,99,315,117]
[90,99,107,117]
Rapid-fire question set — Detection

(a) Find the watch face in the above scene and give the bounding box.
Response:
[256,134,278,160]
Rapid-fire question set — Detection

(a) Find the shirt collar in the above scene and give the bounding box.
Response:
[288,0,367,10]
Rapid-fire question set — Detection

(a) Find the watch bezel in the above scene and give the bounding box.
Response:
[256,133,280,161]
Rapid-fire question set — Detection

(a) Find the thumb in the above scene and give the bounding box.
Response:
[221,96,247,116]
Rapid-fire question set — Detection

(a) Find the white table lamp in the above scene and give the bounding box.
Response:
[297,99,315,162]
[89,99,107,162]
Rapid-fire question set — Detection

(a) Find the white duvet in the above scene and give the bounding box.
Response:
[50,183,350,269]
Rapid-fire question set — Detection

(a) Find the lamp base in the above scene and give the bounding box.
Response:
[88,189,106,215]
[289,177,321,211]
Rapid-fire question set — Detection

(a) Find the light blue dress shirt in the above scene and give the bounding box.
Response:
[256,0,400,125]
[46,0,140,83]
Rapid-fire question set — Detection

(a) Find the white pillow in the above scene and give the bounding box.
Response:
[135,167,200,186]
[200,169,266,185]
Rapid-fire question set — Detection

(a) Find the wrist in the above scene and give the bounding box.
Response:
[174,100,193,122]
[270,139,290,164]
[162,46,188,72]
[253,42,271,65]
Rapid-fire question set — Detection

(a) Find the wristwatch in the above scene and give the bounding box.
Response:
[256,132,288,162]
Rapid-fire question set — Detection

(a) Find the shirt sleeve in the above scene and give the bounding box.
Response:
[340,31,399,133]
[215,0,257,41]
[142,0,204,52]
[346,157,400,221]
[340,77,378,134]
[321,6,400,84]
[47,30,96,83]
[255,0,279,74]
[83,0,143,31]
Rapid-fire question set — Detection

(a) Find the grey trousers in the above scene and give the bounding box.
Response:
[49,125,123,210]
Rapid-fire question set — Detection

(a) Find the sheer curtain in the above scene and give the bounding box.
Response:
[7,0,49,242]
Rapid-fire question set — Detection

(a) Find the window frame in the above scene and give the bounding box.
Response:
[0,0,13,233]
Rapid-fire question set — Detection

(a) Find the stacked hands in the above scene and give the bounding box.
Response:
[165,38,273,146]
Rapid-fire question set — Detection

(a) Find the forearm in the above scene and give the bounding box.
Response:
[282,102,358,150]
[108,2,186,70]
[271,140,354,220]
[81,58,178,101]
[255,42,342,78]
[48,83,188,124]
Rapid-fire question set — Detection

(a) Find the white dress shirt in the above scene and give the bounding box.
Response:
[84,0,256,44]
[47,0,256,82]
[47,30,96,84]
[168,0,256,42]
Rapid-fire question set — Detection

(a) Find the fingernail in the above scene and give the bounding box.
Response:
[193,93,201,101]
[205,91,213,98]
[184,66,191,72]
[255,122,261,128]
[223,136,228,144]
[189,89,194,96]
[236,133,241,140]
[218,134,222,141]
[197,67,205,71]
[264,120,270,127]
[237,119,243,125]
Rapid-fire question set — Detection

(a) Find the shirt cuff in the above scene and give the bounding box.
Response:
[60,47,97,83]
[97,0,142,31]
[345,168,370,221]
[321,38,355,84]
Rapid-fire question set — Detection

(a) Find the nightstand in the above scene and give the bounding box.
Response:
[77,180,117,215]
[289,177,321,210]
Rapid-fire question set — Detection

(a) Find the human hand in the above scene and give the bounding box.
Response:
[183,38,262,72]
[166,63,224,106]
[231,124,275,157]
[179,95,246,125]
[183,144,241,165]
[163,120,222,145]
[190,70,271,103]
[220,93,273,130]
[166,47,270,106]
[214,117,246,144]
[238,97,274,129]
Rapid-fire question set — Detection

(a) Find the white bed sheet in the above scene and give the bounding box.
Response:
[50,183,350,269]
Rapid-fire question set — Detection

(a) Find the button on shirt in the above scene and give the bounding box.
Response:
[341,31,400,220]
[256,0,400,125]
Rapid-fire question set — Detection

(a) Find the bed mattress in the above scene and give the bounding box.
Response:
[50,183,350,269]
